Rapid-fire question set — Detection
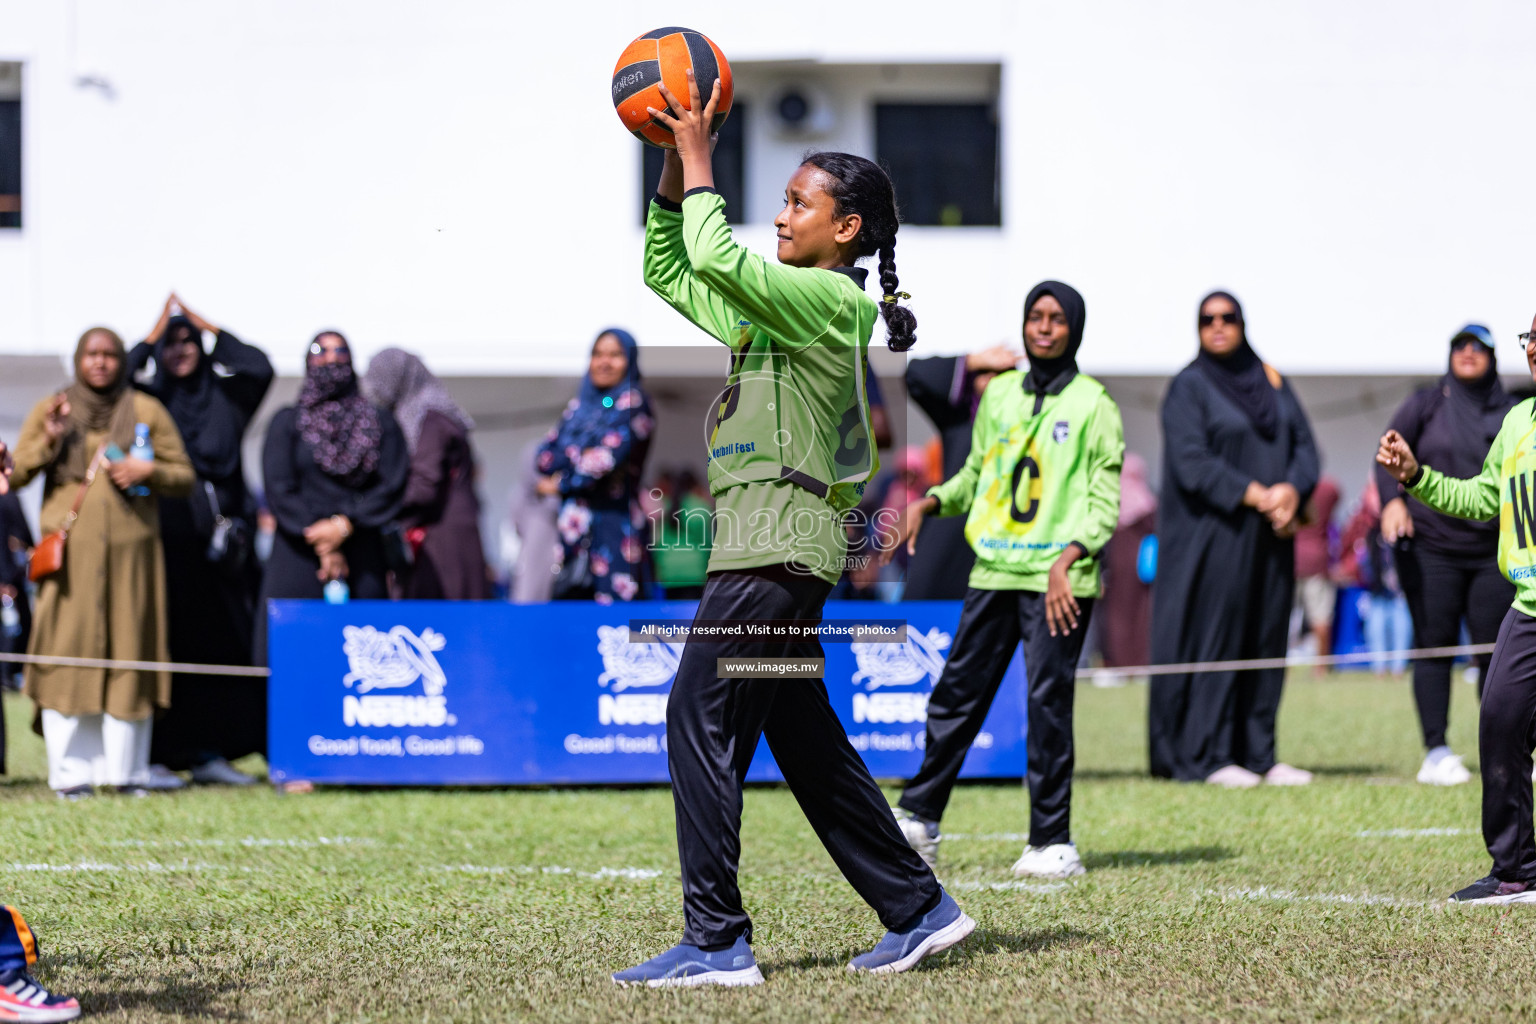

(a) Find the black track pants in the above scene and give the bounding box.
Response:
[1399,544,1512,748]
[898,587,1093,848]
[666,567,940,948]
[1479,607,1536,883]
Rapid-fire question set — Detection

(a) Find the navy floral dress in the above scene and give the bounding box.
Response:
[536,329,654,604]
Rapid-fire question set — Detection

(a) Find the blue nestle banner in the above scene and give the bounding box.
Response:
[267,600,1027,786]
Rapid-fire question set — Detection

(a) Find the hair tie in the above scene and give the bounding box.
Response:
[882,292,911,304]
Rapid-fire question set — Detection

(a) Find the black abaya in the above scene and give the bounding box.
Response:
[1149,362,1319,781]
[902,355,976,600]
[127,329,275,769]
[255,406,408,663]
[0,492,34,774]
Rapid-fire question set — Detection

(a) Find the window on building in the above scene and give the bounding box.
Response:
[639,103,747,225]
[875,103,999,226]
[0,63,18,229]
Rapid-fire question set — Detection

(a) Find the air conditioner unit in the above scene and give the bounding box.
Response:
[771,87,836,136]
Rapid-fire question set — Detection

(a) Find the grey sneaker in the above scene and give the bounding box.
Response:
[848,889,975,974]
[893,807,940,871]
[191,757,259,787]
[141,765,187,790]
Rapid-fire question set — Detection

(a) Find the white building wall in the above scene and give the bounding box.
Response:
[0,0,1532,379]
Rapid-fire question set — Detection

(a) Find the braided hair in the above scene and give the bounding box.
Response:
[800,151,916,352]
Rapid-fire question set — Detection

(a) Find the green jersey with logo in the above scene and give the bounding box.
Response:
[928,371,1125,597]
[643,189,879,583]
[1410,399,1536,617]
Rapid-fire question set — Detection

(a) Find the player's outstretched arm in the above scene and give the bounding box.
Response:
[1379,427,1501,522]
[650,71,717,193]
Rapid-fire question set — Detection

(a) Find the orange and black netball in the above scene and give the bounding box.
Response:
[611,27,733,149]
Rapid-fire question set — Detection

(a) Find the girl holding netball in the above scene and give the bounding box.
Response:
[1379,313,1536,905]
[611,71,974,987]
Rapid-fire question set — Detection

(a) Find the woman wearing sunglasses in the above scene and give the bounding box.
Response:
[254,332,407,662]
[1148,291,1320,787]
[1378,317,1536,903]
[1372,325,1515,786]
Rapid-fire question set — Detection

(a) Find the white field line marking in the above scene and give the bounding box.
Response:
[950,880,1067,894]
[1208,886,1428,908]
[1355,828,1470,838]
[4,860,233,873]
[942,833,1028,842]
[105,836,373,848]
[432,864,664,880]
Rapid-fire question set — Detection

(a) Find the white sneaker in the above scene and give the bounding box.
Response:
[1011,842,1085,879]
[191,757,259,787]
[1264,763,1314,786]
[1205,764,1263,788]
[1418,750,1472,786]
[892,807,940,871]
[141,765,187,790]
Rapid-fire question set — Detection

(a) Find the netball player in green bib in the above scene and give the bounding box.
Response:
[1379,313,1536,905]
[885,281,1124,879]
[611,71,973,987]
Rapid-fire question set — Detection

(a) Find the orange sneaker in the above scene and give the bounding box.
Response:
[0,968,81,1022]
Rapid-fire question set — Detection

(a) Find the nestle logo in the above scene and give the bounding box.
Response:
[598,693,668,726]
[851,692,929,724]
[343,694,449,728]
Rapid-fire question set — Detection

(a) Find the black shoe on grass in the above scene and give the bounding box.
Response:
[1448,875,1536,904]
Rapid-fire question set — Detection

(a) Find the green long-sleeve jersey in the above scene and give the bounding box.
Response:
[928,371,1125,597]
[643,188,879,582]
[1409,398,1536,617]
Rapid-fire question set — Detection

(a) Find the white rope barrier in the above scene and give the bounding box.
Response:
[1077,643,1496,682]
[0,651,269,677]
[0,642,1498,683]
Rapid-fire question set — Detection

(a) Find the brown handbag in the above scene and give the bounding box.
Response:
[28,442,108,583]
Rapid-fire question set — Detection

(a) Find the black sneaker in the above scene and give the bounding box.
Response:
[0,967,82,1021]
[1448,875,1536,904]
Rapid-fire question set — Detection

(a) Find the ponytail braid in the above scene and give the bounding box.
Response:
[801,151,918,352]
[877,240,916,352]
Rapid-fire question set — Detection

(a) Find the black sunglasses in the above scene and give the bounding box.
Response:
[308,342,352,360]
[1199,312,1241,327]
[1520,332,1534,348]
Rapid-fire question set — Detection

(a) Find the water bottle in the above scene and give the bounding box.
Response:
[127,423,153,497]
[0,594,19,640]
[323,579,350,604]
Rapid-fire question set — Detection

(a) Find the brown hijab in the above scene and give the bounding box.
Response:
[60,326,136,483]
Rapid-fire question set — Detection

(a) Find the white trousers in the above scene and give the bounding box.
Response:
[40,709,152,790]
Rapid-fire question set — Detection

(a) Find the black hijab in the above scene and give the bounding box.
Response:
[1442,324,1509,449]
[1021,280,1086,396]
[1192,290,1279,441]
[142,316,243,481]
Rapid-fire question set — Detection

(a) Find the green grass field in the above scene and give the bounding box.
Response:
[1,672,1529,1023]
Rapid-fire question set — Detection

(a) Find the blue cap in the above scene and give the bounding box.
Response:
[1451,324,1495,350]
